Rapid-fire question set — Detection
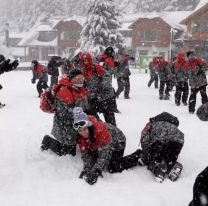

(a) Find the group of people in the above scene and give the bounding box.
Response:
[148,51,208,114]
[34,47,184,187]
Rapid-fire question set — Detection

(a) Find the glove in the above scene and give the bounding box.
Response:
[79,168,89,179]
[31,79,36,84]
[84,169,102,185]
[12,60,19,69]
[0,84,2,90]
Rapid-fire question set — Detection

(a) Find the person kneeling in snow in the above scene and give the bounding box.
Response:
[73,107,142,185]
[140,112,184,183]
[189,167,208,206]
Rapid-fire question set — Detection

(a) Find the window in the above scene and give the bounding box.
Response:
[38,31,56,42]
[191,19,200,33]
[60,31,79,40]
[140,30,161,41]
[139,50,148,55]
[203,11,208,33]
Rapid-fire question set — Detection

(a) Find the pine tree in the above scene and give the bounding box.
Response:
[80,0,123,54]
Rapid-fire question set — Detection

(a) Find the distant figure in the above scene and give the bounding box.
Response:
[47,56,62,88]
[174,52,189,106]
[115,54,131,99]
[148,56,159,89]
[189,167,208,206]
[156,56,172,100]
[0,54,19,107]
[31,60,48,97]
[186,51,208,114]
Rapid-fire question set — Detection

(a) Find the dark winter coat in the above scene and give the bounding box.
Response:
[141,112,184,158]
[78,115,126,172]
[189,167,208,206]
[51,76,89,145]
[31,63,48,82]
[0,59,19,75]
[149,62,158,77]
[116,55,131,78]
[156,62,172,82]
[174,53,188,83]
[197,102,208,121]
[187,58,207,89]
[80,53,116,113]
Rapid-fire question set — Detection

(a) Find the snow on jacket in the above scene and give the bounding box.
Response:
[187,57,207,88]
[51,76,89,145]
[141,112,184,151]
[174,52,188,83]
[78,115,126,172]
[32,63,48,82]
[156,58,172,82]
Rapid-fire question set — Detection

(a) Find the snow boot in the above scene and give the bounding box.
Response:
[153,161,168,183]
[41,135,76,156]
[168,162,183,182]
[159,94,164,100]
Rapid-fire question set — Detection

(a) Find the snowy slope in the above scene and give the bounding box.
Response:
[0,70,208,206]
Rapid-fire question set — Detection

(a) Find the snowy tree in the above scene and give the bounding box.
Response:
[80,0,123,54]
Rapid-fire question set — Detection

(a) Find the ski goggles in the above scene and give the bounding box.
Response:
[73,120,88,130]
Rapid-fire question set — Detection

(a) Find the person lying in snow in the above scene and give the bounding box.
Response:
[189,167,208,206]
[73,107,142,185]
[140,112,184,183]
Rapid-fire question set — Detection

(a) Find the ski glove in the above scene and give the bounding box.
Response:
[31,78,36,84]
[84,169,102,185]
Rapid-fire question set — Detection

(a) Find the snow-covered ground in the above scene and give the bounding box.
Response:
[0,70,208,206]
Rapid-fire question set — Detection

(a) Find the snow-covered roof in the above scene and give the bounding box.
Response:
[18,21,58,46]
[194,0,208,11]
[9,32,28,38]
[120,22,132,31]
[61,15,86,26]
[180,0,208,24]
[122,11,192,30]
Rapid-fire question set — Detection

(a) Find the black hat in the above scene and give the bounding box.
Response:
[31,60,38,66]
[0,54,5,62]
[186,51,195,58]
[68,69,83,80]
[104,46,115,57]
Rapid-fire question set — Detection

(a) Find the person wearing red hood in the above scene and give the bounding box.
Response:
[72,107,142,185]
[80,52,118,126]
[41,69,89,156]
[186,51,208,113]
[156,56,172,100]
[31,60,49,97]
[148,56,159,89]
[174,52,189,106]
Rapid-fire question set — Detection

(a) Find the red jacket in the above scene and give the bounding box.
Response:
[53,76,88,105]
[78,115,110,153]
[97,54,115,70]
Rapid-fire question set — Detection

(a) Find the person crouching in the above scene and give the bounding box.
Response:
[73,107,142,185]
